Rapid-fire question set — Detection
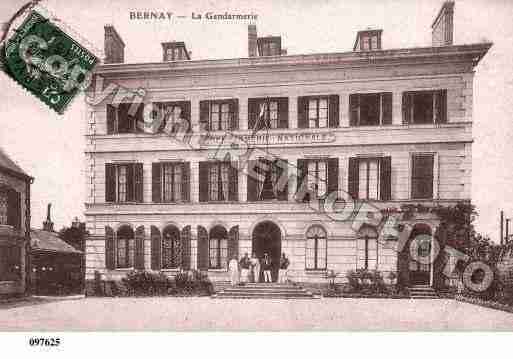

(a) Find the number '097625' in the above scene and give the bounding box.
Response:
[29,337,61,347]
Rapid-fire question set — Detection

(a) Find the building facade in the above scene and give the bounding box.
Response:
[85,2,491,287]
[0,148,32,296]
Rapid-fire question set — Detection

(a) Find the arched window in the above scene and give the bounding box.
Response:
[162,225,181,269]
[116,225,134,268]
[357,225,378,270]
[306,225,327,270]
[209,226,228,269]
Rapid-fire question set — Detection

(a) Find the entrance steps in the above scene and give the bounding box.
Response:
[212,282,319,299]
[408,285,439,299]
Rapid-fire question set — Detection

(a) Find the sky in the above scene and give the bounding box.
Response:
[0,0,512,241]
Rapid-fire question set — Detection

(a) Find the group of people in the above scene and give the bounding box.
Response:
[228,252,290,286]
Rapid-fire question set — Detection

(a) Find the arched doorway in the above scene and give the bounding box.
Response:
[252,221,281,282]
[408,224,432,286]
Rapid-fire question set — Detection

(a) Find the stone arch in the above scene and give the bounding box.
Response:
[248,215,287,240]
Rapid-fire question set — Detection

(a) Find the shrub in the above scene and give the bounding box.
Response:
[122,270,173,296]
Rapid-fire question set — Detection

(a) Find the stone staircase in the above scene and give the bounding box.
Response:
[408,285,439,299]
[212,282,319,299]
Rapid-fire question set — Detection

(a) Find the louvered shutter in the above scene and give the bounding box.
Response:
[135,226,145,270]
[197,225,209,270]
[7,188,21,229]
[380,156,392,201]
[348,158,360,199]
[134,103,144,133]
[296,159,308,202]
[181,101,192,132]
[107,104,116,134]
[181,225,191,270]
[134,163,144,202]
[297,97,308,128]
[182,162,190,202]
[105,164,116,202]
[402,92,412,124]
[229,161,238,201]
[248,99,258,130]
[150,225,161,270]
[327,158,339,198]
[105,226,115,270]
[126,164,135,202]
[247,160,258,201]
[152,163,161,203]
[118,103,130,133]
[329,95,340,128]
[230,99,239,130]
[198,162,209,202]
[349,94,359,126]
[382,93,393,125]
[436,90,447,124]
[277,159,288,201]
[199,100,210,131]
[228,226,239,262]
[278,97,289,128]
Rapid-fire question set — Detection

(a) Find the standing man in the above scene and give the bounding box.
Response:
[262,253,272,283]
[250,252,260,283]
[279,253,290,283]
[228,255,239,286]
[239,253,251,284]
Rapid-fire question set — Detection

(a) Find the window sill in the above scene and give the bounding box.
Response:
[305,269,327,275]
[208,268,227,272]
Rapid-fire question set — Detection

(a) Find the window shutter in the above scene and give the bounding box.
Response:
[348,157,360,199]
[248,99,258,130]
[247,160,258,202]
[107,104,116,134]
[199,100,210,131]
[277,159,288,201]
[329,95,340,128]
[134,103,144,133]
[380,156,392,201]
[118,103,129,133]
[349,94,359,126]
[296,159,308,202]
[105,164,116,202]
[105,226,115,270]
[134,163,144,202]
[197,225,209,270]
[229,161,238,201]
[152,163,161,203]
[126,164,135,202]
[327,158,339,197]
[402,92,412,124]
[182,162,190,202]
[228,225,239,262]
[135,225,145,270]
[412,155,434,199]
[278,97,289,128]
[198,162,209,202]
[150,225,161,270]
[382,93,393,125]
[7,188,21,229]
[181,225,191,270]
[230,99,239,130]
[436,90,447,124]
[297,97,308,128]
[181,101,192,132]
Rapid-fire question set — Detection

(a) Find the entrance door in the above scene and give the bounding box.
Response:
[409,231,432,286]
[252,221,281,282]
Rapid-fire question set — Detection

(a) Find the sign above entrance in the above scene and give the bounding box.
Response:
[202,131,336,147]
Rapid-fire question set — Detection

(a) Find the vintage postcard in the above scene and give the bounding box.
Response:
[1,0,513,350]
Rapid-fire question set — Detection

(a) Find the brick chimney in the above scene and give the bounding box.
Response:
[42,203,54,232]
[104,25,125,64]
[432,1,455,46]
[248,24,257,57]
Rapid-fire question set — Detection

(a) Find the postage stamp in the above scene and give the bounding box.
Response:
[0,10,98,114]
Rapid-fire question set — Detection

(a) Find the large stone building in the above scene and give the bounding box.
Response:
[84,2,491,288]
[0,147,32,296]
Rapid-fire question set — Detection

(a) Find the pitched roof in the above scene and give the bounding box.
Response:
[30,229,83,254]
[0,147,31,181]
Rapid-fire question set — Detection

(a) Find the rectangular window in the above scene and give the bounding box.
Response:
[307,160,328,198]
[106,103,144,134]
[411,154,435,199]
[308,97,329,128]
[210,102,232,131]
[0,245,21,281]
[209,238,228,269]
[350,93,392,126]
[254,158,287,201]
[358,159,380,200]
[117,165,128,203]
[106,163,143,203]
[208,162,230,201]
[248,97,288,130]
[403,90,447,124]
[162,163,183,202]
